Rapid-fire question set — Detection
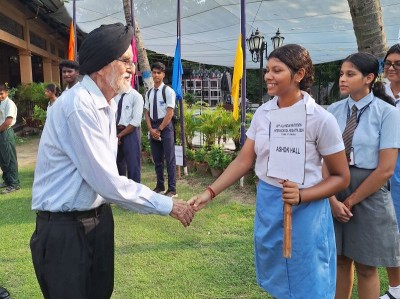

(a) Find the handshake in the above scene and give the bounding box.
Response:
[169,190,213,227]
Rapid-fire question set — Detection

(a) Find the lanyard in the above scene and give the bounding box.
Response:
[346,97,375,124]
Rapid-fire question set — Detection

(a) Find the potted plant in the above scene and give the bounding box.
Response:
[206,145,232,178]
[194,147,208,175]
[185,148,196,172]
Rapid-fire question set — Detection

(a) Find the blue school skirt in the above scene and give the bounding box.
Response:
[254,180,336,299]
[391,156,400,232]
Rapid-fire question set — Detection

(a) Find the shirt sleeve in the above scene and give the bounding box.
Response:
[144,90,150,111]
[5,101,17,119]
[380,108,400,149]
[66,106,173,215]
[165,87,176,109]
[316,112,345,156]
[129,92,144,127]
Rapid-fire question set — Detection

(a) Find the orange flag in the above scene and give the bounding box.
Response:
[68,21,75,61]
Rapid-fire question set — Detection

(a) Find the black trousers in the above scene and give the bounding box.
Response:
[30,204,114,299]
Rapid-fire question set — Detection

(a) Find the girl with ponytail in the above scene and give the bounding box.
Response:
[327,52,400,299]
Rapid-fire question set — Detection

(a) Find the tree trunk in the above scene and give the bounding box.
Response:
[122,0,154,90]
[347,0,388,57]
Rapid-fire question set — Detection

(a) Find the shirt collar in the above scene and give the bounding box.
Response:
[261,91,316,114]
[81,75,111,110]
[348,92,375,110]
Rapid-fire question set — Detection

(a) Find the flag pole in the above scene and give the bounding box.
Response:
[240,0,246,148]
[176,0,188,175]
[130,0,139,90]
[239,0,246,187]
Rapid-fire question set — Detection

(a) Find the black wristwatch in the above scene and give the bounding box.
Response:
[156,127,162,132]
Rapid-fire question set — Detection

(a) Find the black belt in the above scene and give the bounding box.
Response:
[37,204,108,220]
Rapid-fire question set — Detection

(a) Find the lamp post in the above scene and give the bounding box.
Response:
[247,29,265,104]
[271,28,285,50]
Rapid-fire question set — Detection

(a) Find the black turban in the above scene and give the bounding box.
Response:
[78,23,134,75]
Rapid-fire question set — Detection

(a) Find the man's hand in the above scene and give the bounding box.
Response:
[169,200,195,227]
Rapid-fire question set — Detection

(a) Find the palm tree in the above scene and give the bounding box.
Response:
[122,0,154,89]
[347,0,388,57]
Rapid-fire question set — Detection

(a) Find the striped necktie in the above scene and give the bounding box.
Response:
[342,105,358,160]
[152,89,158,120]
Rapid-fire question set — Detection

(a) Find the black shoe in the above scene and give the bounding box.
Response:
[153,186,165,194]
[0,186,20,194]
[0,287,10,299]
[165,190,177,197]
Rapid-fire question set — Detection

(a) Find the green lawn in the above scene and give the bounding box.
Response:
[0,141,390,298]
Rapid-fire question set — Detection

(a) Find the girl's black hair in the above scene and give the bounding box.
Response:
[45,83,61,97]
[343,52,395,106]
[384,44,400,61]
[267,44,314,93]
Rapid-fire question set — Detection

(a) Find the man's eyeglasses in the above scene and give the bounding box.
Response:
[115,58,134,68]
[383,60,400,70]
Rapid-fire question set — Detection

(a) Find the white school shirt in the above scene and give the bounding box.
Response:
[0,97,17,127]
[32,75,173,214]
[144,83,176,120]
[115,87,144,128]
[246,91,344,188]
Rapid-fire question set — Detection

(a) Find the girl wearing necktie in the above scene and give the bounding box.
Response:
[384,44,400,299]
[327,52,400,299]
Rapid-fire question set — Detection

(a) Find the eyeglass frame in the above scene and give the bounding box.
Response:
[115,58,134,69]
[383,60,400,70]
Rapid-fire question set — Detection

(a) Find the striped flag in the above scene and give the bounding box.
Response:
[68,21,75,61]
[232,34,243,120]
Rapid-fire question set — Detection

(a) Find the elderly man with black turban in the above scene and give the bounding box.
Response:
[30,23,194,299]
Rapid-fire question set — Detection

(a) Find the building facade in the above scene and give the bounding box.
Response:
[0,0,69,87]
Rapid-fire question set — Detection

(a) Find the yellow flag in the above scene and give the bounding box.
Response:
[68,21,75,61]
[231,34,243,120]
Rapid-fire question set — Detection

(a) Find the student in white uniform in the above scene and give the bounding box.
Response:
[327,52,400,299]
[188,44,350,298]
[115,85,144,183]
[383,43,400,299]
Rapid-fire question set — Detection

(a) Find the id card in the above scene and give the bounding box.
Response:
[349,147,355,166]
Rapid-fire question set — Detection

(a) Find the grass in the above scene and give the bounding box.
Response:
[0,138,390,298]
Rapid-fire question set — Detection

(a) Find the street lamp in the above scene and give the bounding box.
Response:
[246,28,266,104]
[271,28,285,50]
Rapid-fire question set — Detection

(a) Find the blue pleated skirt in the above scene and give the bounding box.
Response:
[254,180,336,299]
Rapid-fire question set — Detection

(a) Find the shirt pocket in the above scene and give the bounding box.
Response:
[159,100,165,106]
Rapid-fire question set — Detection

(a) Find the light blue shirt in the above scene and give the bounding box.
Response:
[328,92,400,169]
[115,86,144,127]
[32,75,173,214]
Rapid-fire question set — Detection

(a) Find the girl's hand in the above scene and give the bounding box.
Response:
[279,179,301,205]
[330,196,353,222]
